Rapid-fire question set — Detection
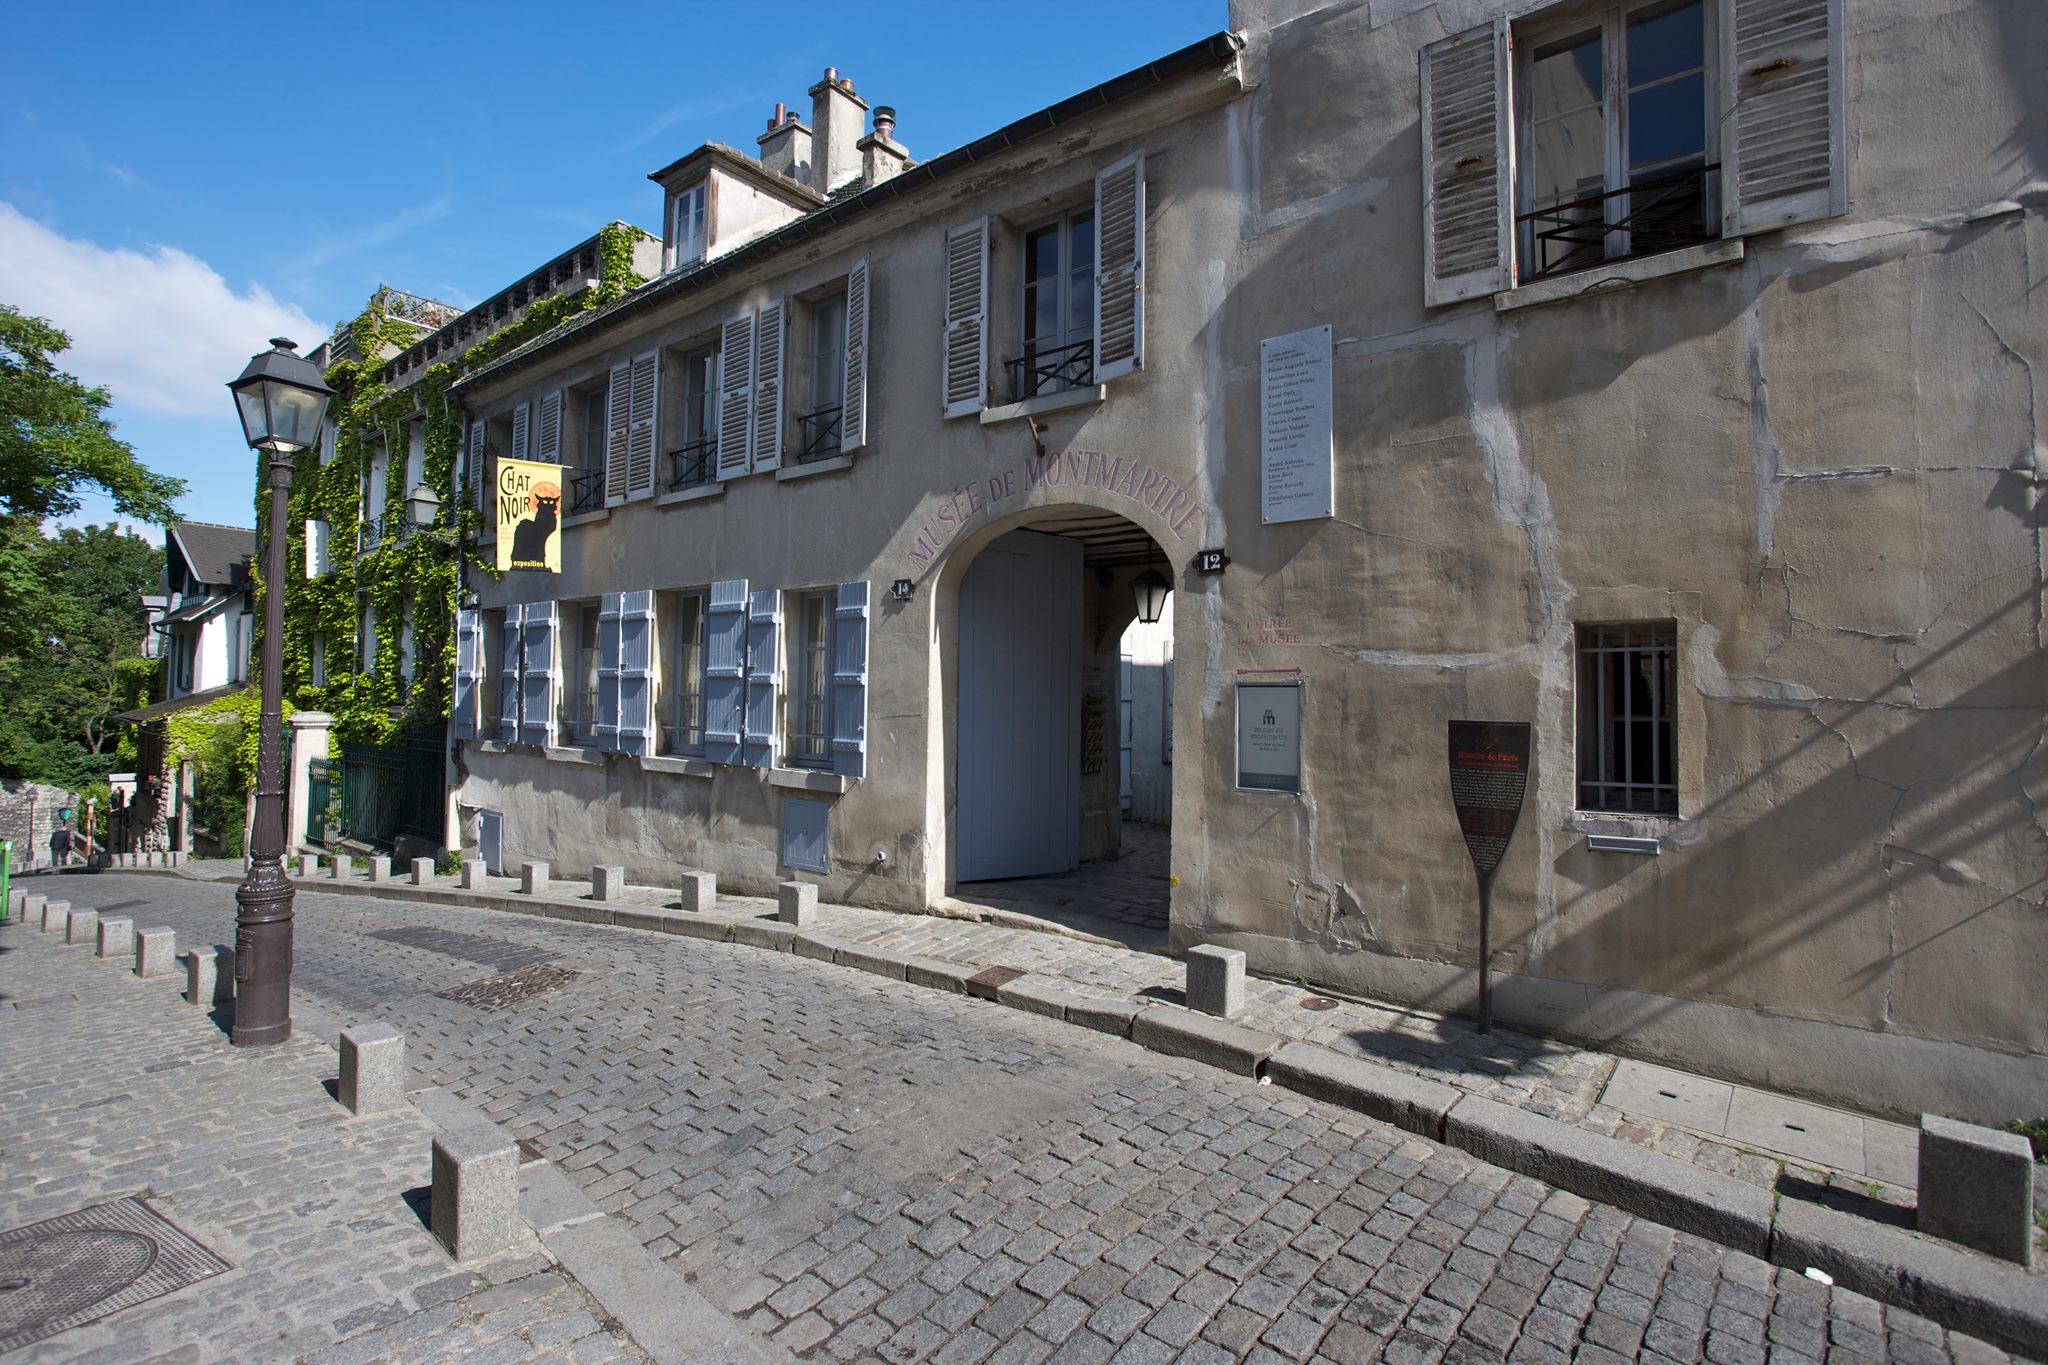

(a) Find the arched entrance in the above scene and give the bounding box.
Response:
[941,507,1175,950]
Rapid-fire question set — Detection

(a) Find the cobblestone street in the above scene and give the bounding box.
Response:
[6,872,2032,1364]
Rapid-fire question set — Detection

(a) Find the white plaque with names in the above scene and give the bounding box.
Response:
[1260,324,1334,524]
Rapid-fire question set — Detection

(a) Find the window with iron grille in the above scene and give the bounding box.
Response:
[659,589,708,754]
[570,379,609,514]
[669,345,718,491]
[1576,621,1678,815]
[787,590,835,769]
[567,601,601,745]
[795,292,847,463]
[1013,207,1096,400]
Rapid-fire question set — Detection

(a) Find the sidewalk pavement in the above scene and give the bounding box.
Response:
[0,909,650,1364]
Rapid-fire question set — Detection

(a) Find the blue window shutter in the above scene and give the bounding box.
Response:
[703,579,748,765]
[520,601,559,747]
[595,592,624,751]
[497,603,523,743]
[453,608,480,740]
[743,589,782,769]
[832,581,869,778]
[841,259,870,454]
[618,590,657,757]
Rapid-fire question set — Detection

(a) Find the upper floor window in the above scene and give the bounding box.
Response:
[570,378,608,515]
[1015,208,1096,400]
[669,344,718,492]
[797,291,848,462]
[670,184,707,270]
[714,258,868,480]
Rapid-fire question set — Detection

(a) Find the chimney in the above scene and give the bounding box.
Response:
[808,66,869,195]
[858,104,911,188]
[757,102,812,184]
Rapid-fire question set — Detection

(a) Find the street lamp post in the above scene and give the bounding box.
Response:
[226,338,333,1048]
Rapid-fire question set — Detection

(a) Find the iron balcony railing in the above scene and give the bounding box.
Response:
[569,470,605,515]
[1007,337,1094,403]
[795,405,843,463]
[669,438,715,491]
[1517,163,1720,282]
[359,515,387,552]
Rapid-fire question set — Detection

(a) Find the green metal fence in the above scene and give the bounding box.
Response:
[339,728,444,848]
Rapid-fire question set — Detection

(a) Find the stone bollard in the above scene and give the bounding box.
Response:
[135,928,177,978]
[24,894,48,927]
[6,888,22,920]
[331,854,354,880]
[185,945,235,1007]
[168,852,185,867]
[431,1122,520,1261]
[777,880,817,927]
[592,865,626,901]
[520,860,549,895]
[297,853,319,878]
[1186,944,1247,1019]
[338,1022,407,1116]
[459,859,486,890]
[679,870,717,913]
[411,857,434,886]
[367,855,392,883]
[1918,1114,2036,1266]
[66,909,99,946]
[97,916,135,961]
[41,900,69,935]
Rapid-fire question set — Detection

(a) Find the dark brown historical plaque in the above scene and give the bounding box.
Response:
[1447,721,1531,1032]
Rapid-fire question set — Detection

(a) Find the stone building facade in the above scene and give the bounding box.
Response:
[446,0,2046,1123]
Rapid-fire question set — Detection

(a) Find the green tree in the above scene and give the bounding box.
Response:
[0,303,184,526]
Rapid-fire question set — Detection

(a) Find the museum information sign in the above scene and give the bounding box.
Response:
[496,458,564,573]
[1260,324,1334,524]
[1237,682,1302,792]
[1447,720,1532,1032]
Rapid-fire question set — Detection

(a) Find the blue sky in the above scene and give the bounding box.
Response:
[1,1,1226,536]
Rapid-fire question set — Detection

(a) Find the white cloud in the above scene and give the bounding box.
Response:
[0,202,322,417]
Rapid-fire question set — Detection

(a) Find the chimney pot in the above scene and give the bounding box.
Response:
[824,66,837,82]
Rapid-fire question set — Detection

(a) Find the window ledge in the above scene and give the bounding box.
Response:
[776,455,855,482]
[640,753,714,777]
[544,745,605,766]
[656,482,723,507]
[563,508,609,528]
[471,739,507,755]
[1495,238,1744,314]
[980,385,1107,427]
[768,767,851,794]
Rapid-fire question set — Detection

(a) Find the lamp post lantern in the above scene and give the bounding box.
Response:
[226,338,333,1047]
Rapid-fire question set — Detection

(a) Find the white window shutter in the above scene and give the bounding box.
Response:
[497,603,524,743]
[536,389,563,464]
[831,581,870,778]
[742,589,782,770]
[595,592,624,752]
[452,608,481,740]
[520,601,560,747]
[468,419,488,511]
[511,402,531,462]
[1419,19,1512,306]
[942,218,988,418]
[704,579,749,765]
[1094,152,1146,383]
[716,314,754,480]
[617,589,657,757]
[1721,0,1846,236]
[305,520,331,579]
[627,350,659,498]
[604,360,633,505]
[752,301,787,473]
[841,258,871,454]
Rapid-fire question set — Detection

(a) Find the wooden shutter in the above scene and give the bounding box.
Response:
[1420,20,1512,306]
[716,314,754,479]
[536,389,563,464]
[626,350,659,499]
[704,579,748,765]
[305,520,331,579]
[942,218,988,418]
[752,301,787,473]
[617,589,657,757]
[1722,0,1846,236]
[1094,152,1146,383]
[468,419,488,512]
[604,360,632,505]
[497,603,524,743]
[452,608,481,740]
[510,402,530,462]
[742,589,782,770]
[831,581,869,779]
[595,592,623,752]
[520,600,559,747]
[841,258,870,454]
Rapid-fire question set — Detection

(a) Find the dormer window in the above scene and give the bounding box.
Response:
[670,184,707,271]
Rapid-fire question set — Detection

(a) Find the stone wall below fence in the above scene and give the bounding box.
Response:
[0,779,79,867]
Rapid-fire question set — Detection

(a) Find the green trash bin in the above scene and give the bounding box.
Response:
[0,838,12,921]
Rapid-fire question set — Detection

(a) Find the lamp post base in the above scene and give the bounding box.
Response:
[232,858,294,1046]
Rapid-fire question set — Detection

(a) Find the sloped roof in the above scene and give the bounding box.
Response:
[169,521,255,588]
[117,681,248,725]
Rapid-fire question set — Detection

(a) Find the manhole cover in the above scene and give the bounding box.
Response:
[1300,995,1339,1012]
[438,962,581,1012]
[0,1197,230,1352]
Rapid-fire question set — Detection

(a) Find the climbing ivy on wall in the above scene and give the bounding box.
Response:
[268,226,649,750]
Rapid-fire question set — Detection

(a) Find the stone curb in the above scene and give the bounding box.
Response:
[152,866,2048,1351]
